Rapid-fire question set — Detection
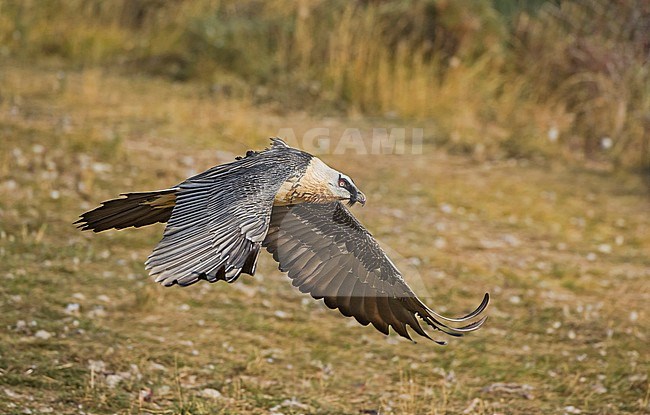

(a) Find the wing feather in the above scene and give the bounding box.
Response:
[264,202,489,343]
[146,145,312,286]
[334,270,358,318]
[349,279,371,326]
[389,297,430,340]
[365,287,390,335]
[318,268,350,308]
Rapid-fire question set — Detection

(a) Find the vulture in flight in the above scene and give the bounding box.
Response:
[76,138,488,343]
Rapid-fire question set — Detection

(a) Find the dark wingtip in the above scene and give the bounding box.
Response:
[417,291,490,343]
[73,216,90,231]
[73,215,105,233]
[426,292,490,324]
[453,315,489,332]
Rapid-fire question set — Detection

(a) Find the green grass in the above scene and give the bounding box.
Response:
[0,63,648,414]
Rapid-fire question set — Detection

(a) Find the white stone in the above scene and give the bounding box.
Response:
[34,330,52,340]
[199,388,223,399]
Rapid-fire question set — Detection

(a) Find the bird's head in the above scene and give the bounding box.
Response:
[298,157,366,206]
[330,172,366,207]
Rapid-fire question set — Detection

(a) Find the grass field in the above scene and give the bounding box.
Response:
[1,63,649,414]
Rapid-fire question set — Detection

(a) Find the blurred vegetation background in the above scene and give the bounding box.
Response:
[1,0,648,169]
[1,2,649,413]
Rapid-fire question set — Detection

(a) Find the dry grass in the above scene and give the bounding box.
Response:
[1,63,649,414]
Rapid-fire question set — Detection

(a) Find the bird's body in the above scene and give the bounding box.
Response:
[76,138,488,343]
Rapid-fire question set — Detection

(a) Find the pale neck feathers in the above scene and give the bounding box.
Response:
[274,157,337,205]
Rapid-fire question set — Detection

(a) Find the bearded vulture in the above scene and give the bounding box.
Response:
[76,138,488,343]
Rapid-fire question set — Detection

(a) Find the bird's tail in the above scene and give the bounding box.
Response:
[75,188,178,232]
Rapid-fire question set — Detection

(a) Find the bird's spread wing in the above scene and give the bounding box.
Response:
[146,144,311,286]
[263,202,489,343]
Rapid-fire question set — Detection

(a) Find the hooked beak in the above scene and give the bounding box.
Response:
[348,189,366,207]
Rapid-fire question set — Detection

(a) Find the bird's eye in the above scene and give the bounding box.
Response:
[338,178,348,188]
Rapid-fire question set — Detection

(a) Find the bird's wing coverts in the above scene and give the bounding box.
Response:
[146,142,311,286]
[263,202,489,343]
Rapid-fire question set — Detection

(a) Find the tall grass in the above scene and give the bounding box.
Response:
[1,0,648,168]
